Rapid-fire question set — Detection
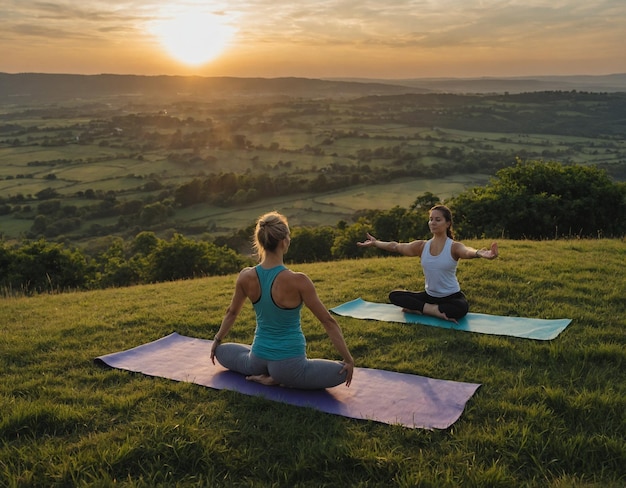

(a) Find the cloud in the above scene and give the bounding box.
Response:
[228,0,626,51]
[5,0,626,49]
[1,0,624,77]
[9,23,84,39]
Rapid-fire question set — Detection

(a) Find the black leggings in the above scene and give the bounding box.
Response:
[389,290,469,320]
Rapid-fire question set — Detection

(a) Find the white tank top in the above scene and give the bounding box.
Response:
[421,238,461,298]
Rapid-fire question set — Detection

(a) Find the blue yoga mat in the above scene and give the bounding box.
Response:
[95,332,481,430]
[331,298,571,340]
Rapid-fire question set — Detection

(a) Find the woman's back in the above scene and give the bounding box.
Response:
[250,264,305,361]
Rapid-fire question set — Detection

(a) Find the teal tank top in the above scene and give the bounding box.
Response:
[250,264,306,360]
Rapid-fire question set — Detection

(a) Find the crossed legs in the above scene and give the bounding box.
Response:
[214,343,347,389]
[389,289,469,322]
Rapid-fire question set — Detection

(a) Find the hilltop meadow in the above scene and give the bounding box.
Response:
[1,239,625,487]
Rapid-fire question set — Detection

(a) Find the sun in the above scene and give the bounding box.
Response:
[151,9,236,66]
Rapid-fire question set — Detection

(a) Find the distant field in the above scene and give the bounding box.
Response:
[0,174,483,240]
[0,216,31,237]
[169,173,491,234]
[1,91,624,243]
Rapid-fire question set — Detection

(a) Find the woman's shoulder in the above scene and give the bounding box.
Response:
[281,268,307,279]
[237,266,257,280]
[277,268,312,285]
[408,238,427,252]
[449,239,468,258]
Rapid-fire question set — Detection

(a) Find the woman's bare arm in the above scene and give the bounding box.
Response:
[298,273,354,386]
[357,232,424,257]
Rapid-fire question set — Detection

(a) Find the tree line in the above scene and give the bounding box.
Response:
[1,160,625,295]
[0,232,247,295]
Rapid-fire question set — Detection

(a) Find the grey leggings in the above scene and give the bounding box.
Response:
[214,343,347,390]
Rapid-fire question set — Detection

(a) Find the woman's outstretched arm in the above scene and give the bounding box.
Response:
[357,233,424,257]
[454,241,499,260]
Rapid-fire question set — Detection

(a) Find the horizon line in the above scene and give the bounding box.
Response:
[2,71,626,81]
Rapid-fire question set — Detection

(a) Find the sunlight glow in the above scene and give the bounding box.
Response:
[151,9,236,66]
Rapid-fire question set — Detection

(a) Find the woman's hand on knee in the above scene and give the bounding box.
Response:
[341,361,354,387]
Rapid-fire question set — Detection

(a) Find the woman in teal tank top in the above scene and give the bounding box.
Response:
[210,211,354,390]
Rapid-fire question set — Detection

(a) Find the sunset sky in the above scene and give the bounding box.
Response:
[2,0,625,79]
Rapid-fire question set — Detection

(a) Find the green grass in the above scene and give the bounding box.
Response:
[1,239,625,487]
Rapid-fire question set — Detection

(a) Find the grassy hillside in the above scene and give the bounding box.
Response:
[1,239,625,487]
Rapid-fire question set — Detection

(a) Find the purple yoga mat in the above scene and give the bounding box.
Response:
[95,332,481,430]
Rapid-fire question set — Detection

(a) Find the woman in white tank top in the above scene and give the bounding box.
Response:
[357,205,498,323]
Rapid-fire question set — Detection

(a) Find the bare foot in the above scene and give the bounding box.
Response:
[402,308,423,315]
[422,303,459,324]
[246,374,279,386]
[441,314,458,325]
